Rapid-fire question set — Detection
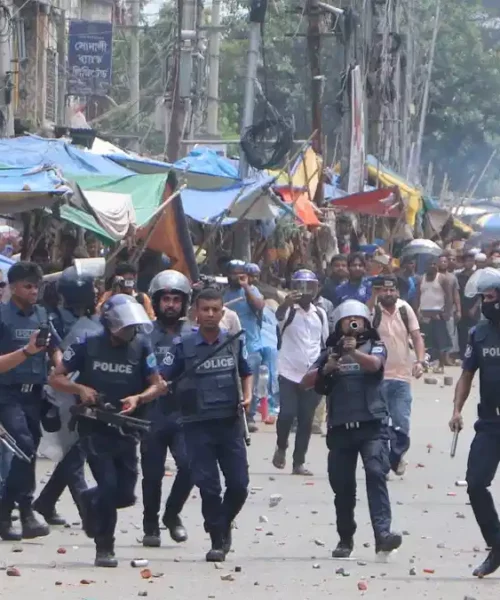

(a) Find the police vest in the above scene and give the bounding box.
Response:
[471,321,500,419]
[326,340,386,427]
[149,320,192,419]
[175,331,240,423]
[0,303,49,386]
[77,333,146,413]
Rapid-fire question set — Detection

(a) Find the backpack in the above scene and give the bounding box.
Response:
[372,303,410,335]
[277,307,325,350]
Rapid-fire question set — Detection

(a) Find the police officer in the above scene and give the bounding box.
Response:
[0,262,56,541]
[449,268,500,577]
[49,294,165,567]
[124,287,253,562]
[303,299,402,559]
[141,270,193,547]
[33,266,103,526]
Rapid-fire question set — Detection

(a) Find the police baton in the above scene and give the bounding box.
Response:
[450,429,460,458]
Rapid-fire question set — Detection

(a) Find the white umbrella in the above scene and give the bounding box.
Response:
[401,238,442,258]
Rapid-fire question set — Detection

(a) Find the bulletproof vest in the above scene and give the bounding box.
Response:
[472,321,500,419]
[176,331,240,423]
[59,308,79,336]
[77,332,146,411]
[0,303,49,386]
[60,315,103,352]
[326,340,386,427]
[149,320,192,418]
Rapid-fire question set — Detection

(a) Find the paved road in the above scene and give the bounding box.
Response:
[1,368,498,599]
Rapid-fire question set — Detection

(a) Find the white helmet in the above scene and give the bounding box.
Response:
[148,270,192,298]
[332,299,372,330]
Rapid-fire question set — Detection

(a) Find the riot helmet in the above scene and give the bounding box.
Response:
[332,299,372,334]
[291,269,319,297]
[58,266,96,316]
[101,293,153,343]
[149,269,192,323]
[464,267,500,323]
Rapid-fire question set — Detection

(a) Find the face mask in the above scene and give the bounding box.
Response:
[379,295,397,307]
[482,301,500,323]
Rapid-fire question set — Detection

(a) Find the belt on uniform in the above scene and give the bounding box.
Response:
[0,384,43,394]
[345,422,360,430]
[478,404,500,418]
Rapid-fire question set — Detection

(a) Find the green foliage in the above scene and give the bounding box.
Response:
[421,0,500,193]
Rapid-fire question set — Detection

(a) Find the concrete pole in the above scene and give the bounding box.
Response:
[129,0,141,151]
[206,0,221,136]
[0,0,14,136]
[234,21,260,261]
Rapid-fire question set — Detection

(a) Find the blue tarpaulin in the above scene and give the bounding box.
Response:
[0,254,15,275]
[0,165,69,213]
[173,148,240,189]
[0,135,132,177]
[105,153,172,174]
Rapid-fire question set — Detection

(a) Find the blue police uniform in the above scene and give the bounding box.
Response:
[34,311,103,524]
[462,322,500,549]
[0,301,56,532]
[62,330,158,552]
[140,320,193,543]
[162,329,252,557]
[316,337,398,554]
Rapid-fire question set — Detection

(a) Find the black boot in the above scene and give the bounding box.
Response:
[95,537,118,568]
[473,546,500,578]
[332,538,354,559]
[163,513,188,543]
[20,508,50,539]
[375,532,402,554]
[32,501,67,526]
[206,531,226,562]
[0,508,21,541]
[143,522,161,548]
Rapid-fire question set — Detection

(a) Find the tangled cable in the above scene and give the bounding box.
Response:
[240,103,294,170]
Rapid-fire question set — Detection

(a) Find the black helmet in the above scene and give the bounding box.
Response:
[58,266,95,313]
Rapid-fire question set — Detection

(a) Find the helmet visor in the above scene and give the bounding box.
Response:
[106,301,154,334]
[465,267,500,298]
[290,279,318,295]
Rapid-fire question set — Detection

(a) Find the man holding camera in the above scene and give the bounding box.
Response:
[272,269,327,476]
[97,263,155,320]
[0,262,57,541]
[302,299,402,559]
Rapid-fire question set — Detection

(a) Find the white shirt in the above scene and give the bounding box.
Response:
[278,304,329,383]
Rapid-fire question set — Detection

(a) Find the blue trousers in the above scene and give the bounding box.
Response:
[0,393,42,512]
[0,445,13,500]
[183,417,249,535]
[35,443,88,515]
[382,379,412,470]
[247,351,262,419]
[140,414,192,529]
[81,432,138,541]
[466,420,500,548]
[327,420,392,541]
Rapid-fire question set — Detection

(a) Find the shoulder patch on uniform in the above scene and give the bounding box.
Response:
[163,352,175,366]
[172,336,182,344]
[241,342,249,360]
[146,353,157,369]
[63,346,75,361]
[464,344,472,359]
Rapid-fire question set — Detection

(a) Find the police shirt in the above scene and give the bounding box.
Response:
[0,300,59,390]
[161,329,253,383]
[62,330,158,435]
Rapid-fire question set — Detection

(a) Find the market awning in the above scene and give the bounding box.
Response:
[0,165,70,213]
[326,186,401,217]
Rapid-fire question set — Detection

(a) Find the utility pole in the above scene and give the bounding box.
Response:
[167,0,196,161]
[234,1,263,261]
[129,0,141,151]
[0,0,14,137]
[206,0,221,137]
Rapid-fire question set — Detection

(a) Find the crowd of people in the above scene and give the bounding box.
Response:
[0,240,500,578]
